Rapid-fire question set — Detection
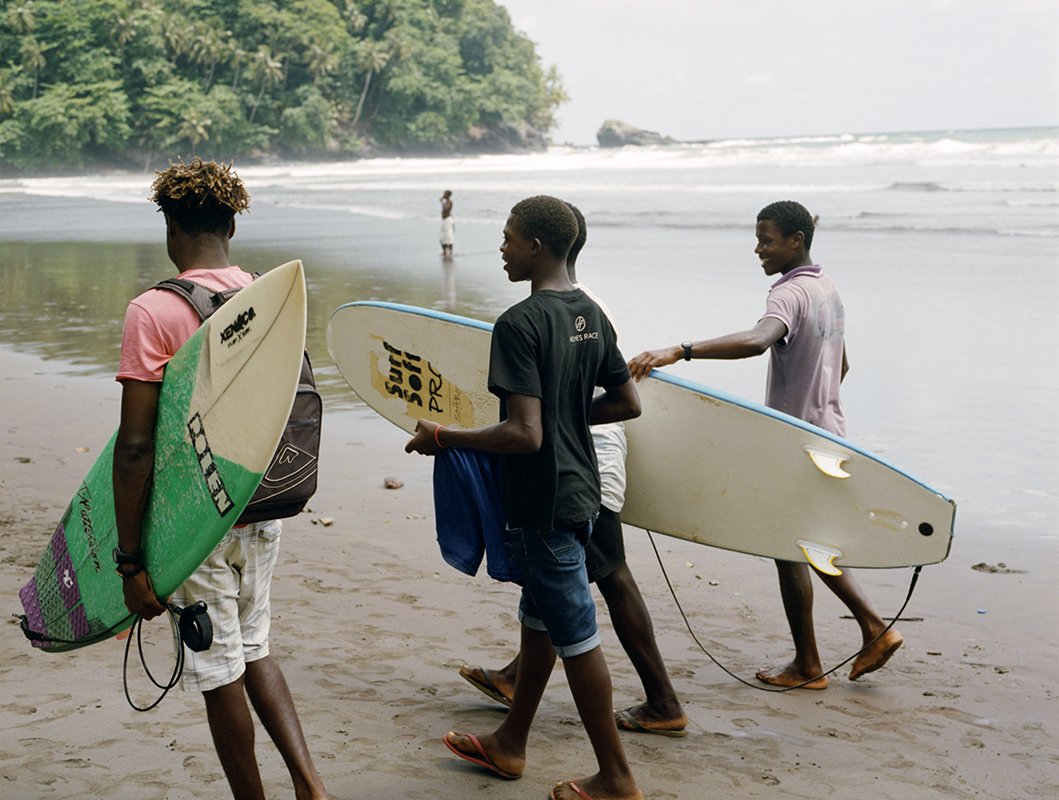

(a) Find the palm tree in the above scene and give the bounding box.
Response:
[161,19,189,59]
[20,37,47,99]
[352,40,389,128]
[177,110,211,149]
[306,40,338,84]
[7,0,36,35]
[0,67,21,116]
[113,11,138,46]
[227,40,246,91]
[112,8,139,71]
[339,0,367,35]
[248,46,283,124]
[192,27,225,90]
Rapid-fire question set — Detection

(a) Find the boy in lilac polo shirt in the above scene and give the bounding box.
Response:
[628,200,903,689]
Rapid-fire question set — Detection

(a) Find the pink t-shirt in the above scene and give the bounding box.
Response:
[761,265,846,436]
[116,266,253,383]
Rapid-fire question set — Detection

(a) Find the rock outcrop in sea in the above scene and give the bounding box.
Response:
[596,120,677,147]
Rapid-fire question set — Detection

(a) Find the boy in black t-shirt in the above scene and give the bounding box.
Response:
[406,195,643,800]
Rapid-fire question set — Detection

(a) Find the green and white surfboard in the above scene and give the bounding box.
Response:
[20,260,307,652]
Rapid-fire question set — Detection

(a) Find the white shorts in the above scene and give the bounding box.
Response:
[440,216,455,246]
[170,520,282,693]
[592,421,627,512]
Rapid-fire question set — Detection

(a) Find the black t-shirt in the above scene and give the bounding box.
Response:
[488,289,630,531]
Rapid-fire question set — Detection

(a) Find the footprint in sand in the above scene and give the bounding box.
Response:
[813,725,864,742]
[301,576,344,593]
[183,754,225,786]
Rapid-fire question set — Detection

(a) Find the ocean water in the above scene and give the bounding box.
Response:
[1,127,1056,549]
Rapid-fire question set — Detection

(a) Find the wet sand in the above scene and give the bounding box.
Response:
[1,345,1056,800]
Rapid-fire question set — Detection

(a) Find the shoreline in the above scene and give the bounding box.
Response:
[1,345,1055,799]
[1,125,1054,182]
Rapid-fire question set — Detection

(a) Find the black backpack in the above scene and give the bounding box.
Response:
[154,276,321,524]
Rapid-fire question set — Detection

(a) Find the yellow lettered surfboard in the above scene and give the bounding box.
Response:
[327,301,955,570]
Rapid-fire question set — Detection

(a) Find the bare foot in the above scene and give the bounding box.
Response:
[550,776,643,800]
[442,731,524,779]
[849,629,903,681]
[756,662,829,689]
[614,703,688,737]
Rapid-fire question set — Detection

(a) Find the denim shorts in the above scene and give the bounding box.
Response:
[505,519,600,659]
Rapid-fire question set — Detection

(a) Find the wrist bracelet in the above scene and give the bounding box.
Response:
[434,424,446,449]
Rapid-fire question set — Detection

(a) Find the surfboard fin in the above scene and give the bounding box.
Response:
[805,447,851,479]
[797,540,844,576]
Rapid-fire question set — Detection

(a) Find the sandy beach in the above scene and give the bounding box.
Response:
[2,130,1057,798]
[1,343,1055,800]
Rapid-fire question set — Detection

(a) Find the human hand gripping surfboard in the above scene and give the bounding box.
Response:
[326,301,955,571]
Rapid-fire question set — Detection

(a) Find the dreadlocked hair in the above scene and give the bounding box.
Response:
[150,157,250,235]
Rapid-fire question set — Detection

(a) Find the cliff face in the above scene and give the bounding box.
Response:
[465,121,550,152]
[597,120,676,147]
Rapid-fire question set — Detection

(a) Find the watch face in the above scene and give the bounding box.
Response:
[113,547,140,565]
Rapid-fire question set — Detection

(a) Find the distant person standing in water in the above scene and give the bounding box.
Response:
[440,189,454,259]
[628,200,903,690]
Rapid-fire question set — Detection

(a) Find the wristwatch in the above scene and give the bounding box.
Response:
[113,546,143,566]
[113,546,144,579]
[681,341,693,361]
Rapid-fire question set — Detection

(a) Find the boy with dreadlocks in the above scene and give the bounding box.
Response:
[113,158,329,800]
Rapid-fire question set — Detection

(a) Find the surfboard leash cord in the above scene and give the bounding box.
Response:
[644,529,923,692]
[122,608,185,712]
[17,601,213,711]
[123,601,213,712]
[16,609,184,710]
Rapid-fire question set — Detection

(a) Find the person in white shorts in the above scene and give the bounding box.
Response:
[440,189,454,258]
[113,158,329,800]
[169,520,281,691]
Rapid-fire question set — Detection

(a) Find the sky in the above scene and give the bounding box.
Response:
[499,0,1059,144]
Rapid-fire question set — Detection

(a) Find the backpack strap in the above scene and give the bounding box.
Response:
[152,272,259,321]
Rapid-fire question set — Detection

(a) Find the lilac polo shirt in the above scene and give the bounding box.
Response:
[760,265,847,436]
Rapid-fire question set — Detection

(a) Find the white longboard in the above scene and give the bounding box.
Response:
[327,301,955,571]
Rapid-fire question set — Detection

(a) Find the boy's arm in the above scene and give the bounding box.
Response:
[405,393,542,456]
[590,378,641,424]
[113,379,167,620]
[627,317,788,381]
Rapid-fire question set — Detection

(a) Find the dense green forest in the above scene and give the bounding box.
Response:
[0,0,565,171]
